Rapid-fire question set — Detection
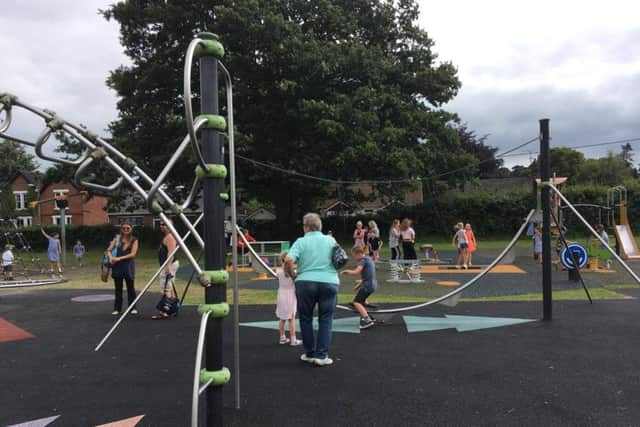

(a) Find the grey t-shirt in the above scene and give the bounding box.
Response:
[358,256,378,292]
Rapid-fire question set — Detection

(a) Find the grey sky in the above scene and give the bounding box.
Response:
[1,0,639,171]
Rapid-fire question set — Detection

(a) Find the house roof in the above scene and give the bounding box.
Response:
[321,183,423,211]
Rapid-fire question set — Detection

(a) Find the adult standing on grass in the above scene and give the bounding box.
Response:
[107,222,139,316]
[41,228,62,274]
[389,219,401,260]
[153,220,180,319]
[400,218,417,260]
[284,213,339,367]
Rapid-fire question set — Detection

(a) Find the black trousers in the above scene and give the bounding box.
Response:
[113,275,136,311]
[402,242,417,260]
[390,247,401,260]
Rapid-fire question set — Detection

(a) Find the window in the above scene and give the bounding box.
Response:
[52,189,70,210]
[13,191,27,210]
[52,215,72,225]
[16,216,32,227]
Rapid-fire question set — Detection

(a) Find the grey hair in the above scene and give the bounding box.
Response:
[303,213,322,232]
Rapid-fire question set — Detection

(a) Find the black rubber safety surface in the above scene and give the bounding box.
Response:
[1,288,639,426]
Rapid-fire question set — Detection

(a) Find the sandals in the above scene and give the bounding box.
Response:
[152,313,170,320]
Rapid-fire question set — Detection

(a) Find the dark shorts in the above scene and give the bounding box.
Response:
[3,265,12,272]
[459,242,468,249]
[354,287,373,304]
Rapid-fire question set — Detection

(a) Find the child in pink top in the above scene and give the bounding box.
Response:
[276,251,301,346]
[353,220,366,248]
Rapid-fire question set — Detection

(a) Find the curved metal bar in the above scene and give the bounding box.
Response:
[184,37,208,171]
[0,106,11,133]
[549,184,640,284]
[181,177,202,211]
[191,309,212,427]
[74,156,125,192]
[219,60,241,410]
[34,126,89,166]
[236,225,277,277]
[147,117,206,211]
[94,213,204,352]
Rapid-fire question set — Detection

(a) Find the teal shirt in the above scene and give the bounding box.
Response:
[287,231,339,285]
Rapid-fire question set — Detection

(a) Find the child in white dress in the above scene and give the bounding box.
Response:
[276,251,301,346]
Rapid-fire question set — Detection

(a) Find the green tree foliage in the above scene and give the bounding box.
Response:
[455,124,502,178]
[102,0,468,236]
[0,139,39,188]
[575,153,636,186]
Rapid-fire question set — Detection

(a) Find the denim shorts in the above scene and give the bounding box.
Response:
[354,287,373,304]
[459,242,468,249]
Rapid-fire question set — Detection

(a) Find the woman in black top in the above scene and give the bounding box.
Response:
[107,222,139,315]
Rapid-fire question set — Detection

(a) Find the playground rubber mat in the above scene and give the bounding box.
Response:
[2,288,640,426]
[421,264,526,274]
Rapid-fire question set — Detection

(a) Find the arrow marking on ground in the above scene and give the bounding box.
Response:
[241,316,361,334]
[403,314,536,333]
[6,415,60,427]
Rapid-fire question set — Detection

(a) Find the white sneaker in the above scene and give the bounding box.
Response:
[314,357,334,366]
[111,310,120,316]
[279,336,290,345]
[290,338,302,346]
[463,264,468,269]
[300,354,315,363]
[130,309,139,315]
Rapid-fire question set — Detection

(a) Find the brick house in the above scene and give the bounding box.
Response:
[10,173,109,226]
[319,183,424,217]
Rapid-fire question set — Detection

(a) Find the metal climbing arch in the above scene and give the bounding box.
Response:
[1,32,238,427]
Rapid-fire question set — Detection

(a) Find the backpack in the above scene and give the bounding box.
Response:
[331,244,349,270]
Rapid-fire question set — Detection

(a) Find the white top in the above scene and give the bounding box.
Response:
[389,227,400,248]
[2,250,14,266]
[455,229,467,246]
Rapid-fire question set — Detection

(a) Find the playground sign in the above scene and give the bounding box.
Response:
[560,243,588,270]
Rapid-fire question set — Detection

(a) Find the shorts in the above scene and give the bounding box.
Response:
[159,260,180,291]
[458,242,468,249]
[354,287,373,304]
[3,265,12,272]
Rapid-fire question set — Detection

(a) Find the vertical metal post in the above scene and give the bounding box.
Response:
[60,207,66,265]
[540,118,552,321]
[199,34,226,427]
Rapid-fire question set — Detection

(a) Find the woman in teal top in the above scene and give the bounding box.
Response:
[285,213,339,366]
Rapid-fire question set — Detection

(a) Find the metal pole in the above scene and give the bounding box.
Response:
[60,206,66,266]
[200,33,226,427]
[540,119,552,321]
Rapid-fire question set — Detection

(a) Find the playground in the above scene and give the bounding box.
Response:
[3,26,640,427]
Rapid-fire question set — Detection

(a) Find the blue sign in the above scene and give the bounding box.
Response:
[560,243,588,269]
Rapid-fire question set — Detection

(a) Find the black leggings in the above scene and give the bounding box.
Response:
[113,275,136,311]
[402,242,417,260]
[391,247,401,260]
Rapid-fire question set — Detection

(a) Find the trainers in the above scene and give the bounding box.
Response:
[300,354,315,363]
[290,338,303,346]
[111,310,120,316]
[314,357,334,366]
[279,336,290,345]
[130,309,139,315]
[360,317,375,329]
[462,264,468,269]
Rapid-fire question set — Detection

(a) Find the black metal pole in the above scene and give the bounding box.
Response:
[200,38,226,427]
[540,119,552,320]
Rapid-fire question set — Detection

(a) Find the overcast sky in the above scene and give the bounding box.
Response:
[1,0,639,171]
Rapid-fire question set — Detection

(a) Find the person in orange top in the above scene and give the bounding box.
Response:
[464,223,477,266]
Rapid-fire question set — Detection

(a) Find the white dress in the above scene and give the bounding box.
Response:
[275,269,297,320]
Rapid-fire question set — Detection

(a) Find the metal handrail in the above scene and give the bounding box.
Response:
[191,309,212,427]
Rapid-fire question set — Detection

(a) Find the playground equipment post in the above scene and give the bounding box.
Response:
[540,118,552,320]
[200,37,227,426]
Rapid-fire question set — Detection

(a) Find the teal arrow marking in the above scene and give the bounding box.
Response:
[403,314,536,333]
[241,316,361,334]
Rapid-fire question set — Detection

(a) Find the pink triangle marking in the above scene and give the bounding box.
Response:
[94,415,145,427]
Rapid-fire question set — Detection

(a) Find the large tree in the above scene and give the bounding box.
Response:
[0,139,39,188]
[103,0,467,236]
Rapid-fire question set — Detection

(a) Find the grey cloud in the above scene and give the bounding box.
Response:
[448,71,640,167]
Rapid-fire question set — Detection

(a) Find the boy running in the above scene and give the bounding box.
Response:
[341,246,378,329]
